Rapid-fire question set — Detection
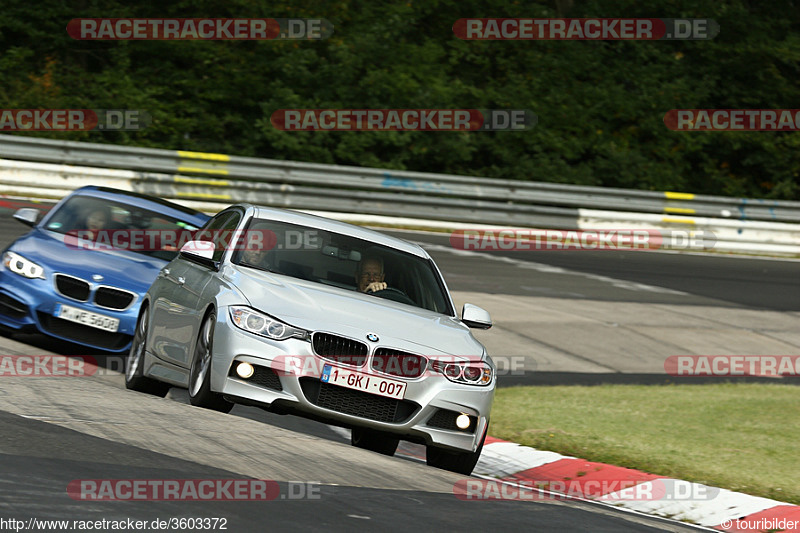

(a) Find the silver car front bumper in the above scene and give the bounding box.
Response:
[211,309,494,453]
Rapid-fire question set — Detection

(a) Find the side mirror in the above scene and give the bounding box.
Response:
[179,240,217,268]
[13,208,40,227]
[462,303,492,330]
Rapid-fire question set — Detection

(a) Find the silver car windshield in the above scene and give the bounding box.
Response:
[231,219,453,315]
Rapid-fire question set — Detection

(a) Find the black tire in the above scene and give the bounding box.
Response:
[188,311,233,413]
[351,427,400,456]
[426,424,488,475]
[125,306,170,397]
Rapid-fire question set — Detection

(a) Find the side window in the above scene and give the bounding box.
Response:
[195,211,242,262]
[214,212,242,262]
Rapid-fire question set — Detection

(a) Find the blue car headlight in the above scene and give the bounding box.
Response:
[229,306,309,341]
[2,251,45,279]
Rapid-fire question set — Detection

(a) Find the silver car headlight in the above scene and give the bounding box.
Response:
[431,359,493,386]
[229,306,309,341]
[2,251,45,279]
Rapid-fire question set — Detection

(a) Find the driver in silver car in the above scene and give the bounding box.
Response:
[241,246,270,268]
[356,256,388,293]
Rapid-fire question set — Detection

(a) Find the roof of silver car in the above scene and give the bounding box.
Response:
[245,205,430,258]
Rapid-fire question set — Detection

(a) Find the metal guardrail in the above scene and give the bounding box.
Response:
[1,134,799,226]
[0,134,797,255]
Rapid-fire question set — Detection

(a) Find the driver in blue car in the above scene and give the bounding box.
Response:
[83,206,112,240]
[356,256,388,293]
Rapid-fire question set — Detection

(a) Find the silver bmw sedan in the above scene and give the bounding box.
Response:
[125,204,495,475]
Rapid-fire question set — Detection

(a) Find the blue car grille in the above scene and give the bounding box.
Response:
[94,287,135,310]
[55,274,135,310]
[55,274,90,301]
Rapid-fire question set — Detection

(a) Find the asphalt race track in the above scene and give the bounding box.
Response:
[1,203,796,531]
[389,230,800,312]
[0,377,699,532]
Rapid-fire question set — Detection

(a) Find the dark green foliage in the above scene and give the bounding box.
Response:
[1,0,798,199]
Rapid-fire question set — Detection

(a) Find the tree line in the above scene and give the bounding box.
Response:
[1,0,798,199]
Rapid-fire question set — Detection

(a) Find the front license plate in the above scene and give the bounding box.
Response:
[54,303,120,332]
[321,364,406,399]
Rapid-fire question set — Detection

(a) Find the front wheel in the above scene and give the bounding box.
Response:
[426,424,487,475]
[188,311,233,413]
[125,306,170,397]
[351,427,399,456]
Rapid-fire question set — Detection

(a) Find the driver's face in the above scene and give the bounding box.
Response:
[242,248,266,265]
[86,210,108,231]
[357,259,384,292]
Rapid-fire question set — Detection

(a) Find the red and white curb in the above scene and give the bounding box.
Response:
[330,426,798,531]
[466,437,800,533]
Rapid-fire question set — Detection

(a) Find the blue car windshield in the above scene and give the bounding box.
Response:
[231,219,454,315]
[42,195,201,261]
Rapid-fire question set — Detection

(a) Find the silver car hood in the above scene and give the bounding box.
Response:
[225,266,483,357]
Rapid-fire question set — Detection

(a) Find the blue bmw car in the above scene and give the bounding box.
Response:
[0,186,209,352]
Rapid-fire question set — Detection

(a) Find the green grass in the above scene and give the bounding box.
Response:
[491,383,800,504]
